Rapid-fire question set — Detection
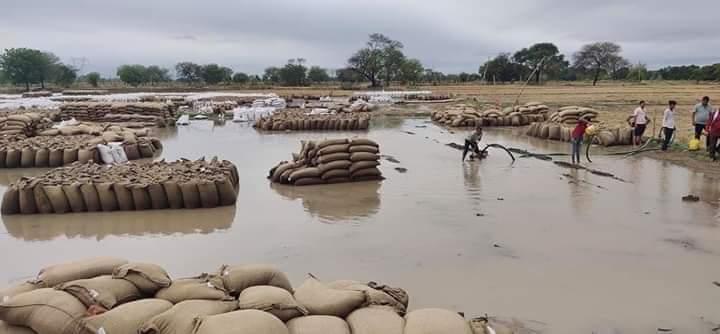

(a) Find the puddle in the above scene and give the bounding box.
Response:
[0,117,719,333]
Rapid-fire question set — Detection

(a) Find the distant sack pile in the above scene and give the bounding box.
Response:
[254,111,370,132]
[59,103,177,127]
[545,106,598,125]
[431,102,549,128]
[0,257,496,334]
[269,138,383,186]
[525,106,633,146]
[0,112,59,137]
[1,158,239,215]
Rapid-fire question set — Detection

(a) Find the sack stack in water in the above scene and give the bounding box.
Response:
[2,257,524,334]
[268,138,383,186]
[546,106,599,125]
[61,90,109,96]
[431,102,549,128]
[254,110,370,132]
[20,91,52,98]
[59,103,176,127]
[525,122,633,147]
[1,158,239,215]
[0,112,57,137]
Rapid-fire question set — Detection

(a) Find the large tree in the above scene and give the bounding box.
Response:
[175,62,203,84]
[116,64,148,87]
[347,33,405,87]
[85,72,101,87]
[0,48,45,91]
[279,58,308,86]
[145,66,171,85]
[53,64,77,87]
[572,42,627,86]
[399,59,424,84]
[307,66,330,83]
[479,53,527,83]
[263,67,281,84]
[513,43,565,83]
[201,64,231,85]
[232,72,250,84]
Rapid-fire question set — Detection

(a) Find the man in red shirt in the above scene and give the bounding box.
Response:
[706,109,720,161]
[571,118,589,164]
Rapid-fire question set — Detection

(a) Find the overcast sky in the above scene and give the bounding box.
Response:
[1,0,718,77]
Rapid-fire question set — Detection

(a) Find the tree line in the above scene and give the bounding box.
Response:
[1,35,719,91]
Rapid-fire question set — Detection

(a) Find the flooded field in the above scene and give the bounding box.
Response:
[1,117,719,333]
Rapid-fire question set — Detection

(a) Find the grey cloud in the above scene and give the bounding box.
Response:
[0,0,717,76]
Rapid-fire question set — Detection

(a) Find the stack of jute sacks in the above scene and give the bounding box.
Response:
[525,106,633,146]
[59,103,176,127]
[269,138,382,186]
[431,102,548,128]
[254,110,370,132]
[0,257,494,334]
[21,91,52,98]
[61,90,109,96]
[1,158,239,215]
[0,112,57,137]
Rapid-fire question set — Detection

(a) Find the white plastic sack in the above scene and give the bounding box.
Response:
[177,115,190,126]
[96,144,115,165]
[108,142,128,164]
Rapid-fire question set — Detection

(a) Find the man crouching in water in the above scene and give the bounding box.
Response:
[462,126,483,161]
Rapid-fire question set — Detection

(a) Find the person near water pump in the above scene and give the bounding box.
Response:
[660,100,677,151]
[706,108,720,161]
[570,118,589,165]
[462,126,483,161]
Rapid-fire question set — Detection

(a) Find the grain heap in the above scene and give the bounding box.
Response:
[254,110,370,132]
[21,91,52,98]
[431,102,549,128]
[61,90,109,96]
[0,257,506,334]
[59,102,176,127]
[269,138,382,186]
[0,112,56,137]
[1,158,239,214]
[525,106,633,146]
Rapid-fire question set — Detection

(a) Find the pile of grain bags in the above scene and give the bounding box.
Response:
[59,102,176,127]
[61,90,109,96]
[0,112,56,137]
[546,106,598,125]
[1,157,239,214]
[254,110,370,132]
[525,105,633,146]
[269,138,382,186]
[21,91,52,98]
[431,102,548,128]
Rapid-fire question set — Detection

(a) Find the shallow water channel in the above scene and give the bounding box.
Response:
[1,117,719,333]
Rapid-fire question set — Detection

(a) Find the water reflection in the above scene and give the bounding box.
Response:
[2,206,236,241]
[271,181,381,223]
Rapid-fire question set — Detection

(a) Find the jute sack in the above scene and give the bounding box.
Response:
[238,286,308,322]
[348,146,379,154]
[18,186,37,215]
[96,183,119,212]
[33,257,128,287]
[20,149,34,168]
[56,275,141,309]
[162,182,183,209]
[0,288,86,334]
[317,139,349,149]
[77,149,94,164]
[129,185,151,211]
[218,264,292,295]
[48,149,63,168]
[113,183,134,211]
[548,125,561,140]
[33,186,53,214]
[80,184,101,212]
[350,138,378,147]
[193,309,288,334]
[5,150,19,168]
[139,300,237,334]
[349,161,380,174]
[0,283,39,301]
[404,309,472,334]
[147,184,169,210]
[318,160,352,174]
[328,281,408,315]
[112,263,171,295]
[124,144,141,161]
[318,153,351,164]
[214,179,237,206]
[179,181,201,209]
[346,306,404,334]
[43,185,70,214]
[318,144,349,156]
[351,168,381,179]
[0,320,36,334]
[294,178,324,186]
[1,187,19,215]
[138,143,154,158]
[350,152,379,162]
[0,150,6,168]
[286,316,350,334]
[197,181,220,208]
[62,149,78,166]
[155,275,231,304]
[62,184,86,213]
[80,299,172,334]
[293,276,365,317]
[289,168,321,182]
[321,169,350,181]
[539,124,550,139]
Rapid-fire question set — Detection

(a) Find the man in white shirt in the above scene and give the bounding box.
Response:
[630,100,649,146]
[661,100,676,151]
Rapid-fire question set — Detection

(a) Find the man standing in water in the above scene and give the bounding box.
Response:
[462,126,483,161]
[693,96,713,148]
[706,108,720,161]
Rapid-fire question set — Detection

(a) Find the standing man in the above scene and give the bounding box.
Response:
[692,96,713,148]
[661,100,677,151]
[630,101,649,146]
[706,108,720,161]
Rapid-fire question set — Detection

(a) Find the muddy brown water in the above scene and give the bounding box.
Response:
[1,117,719,333]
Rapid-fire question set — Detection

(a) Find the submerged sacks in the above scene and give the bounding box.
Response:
[197,181,220,208]
[318,160,352,174]
[80,184,101,212]
[80,299,172,334]
[286,316,350,334]
[62,183,86,213]
[351,168,382,179]
[113,183,134,211]
[56,275,141,309]
[350,152,379,162]
[48,149,63,168]
[404,309,472,334]
[238,286,308,322]
[289,168,321,182]
[147,184,169,210]
[219,264,292,295]
[328,281,408,315]
[179,181,200,209]
[20,148,34,168]
[155,275,231,304]
[0,321,36,334]
[139,300,237,334]
[62,149,78,166]
[346,307,404,334]
[1,187,20,215]
[193,309,289,334]
[214,179,237,206]
[96,183,119,212]
[34,257,128,287]
[43,185,70,214]
[294,178,325,186]
[112,263,171,295]
[18,187,37,215]
[5,150,19,168]
[349,161,380,174]
[130,185,151,211]
[162,182,183,209]
[0,288,86,334]
[32,186,53,214]
[293,276,365,317]
[124,144,141,161]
